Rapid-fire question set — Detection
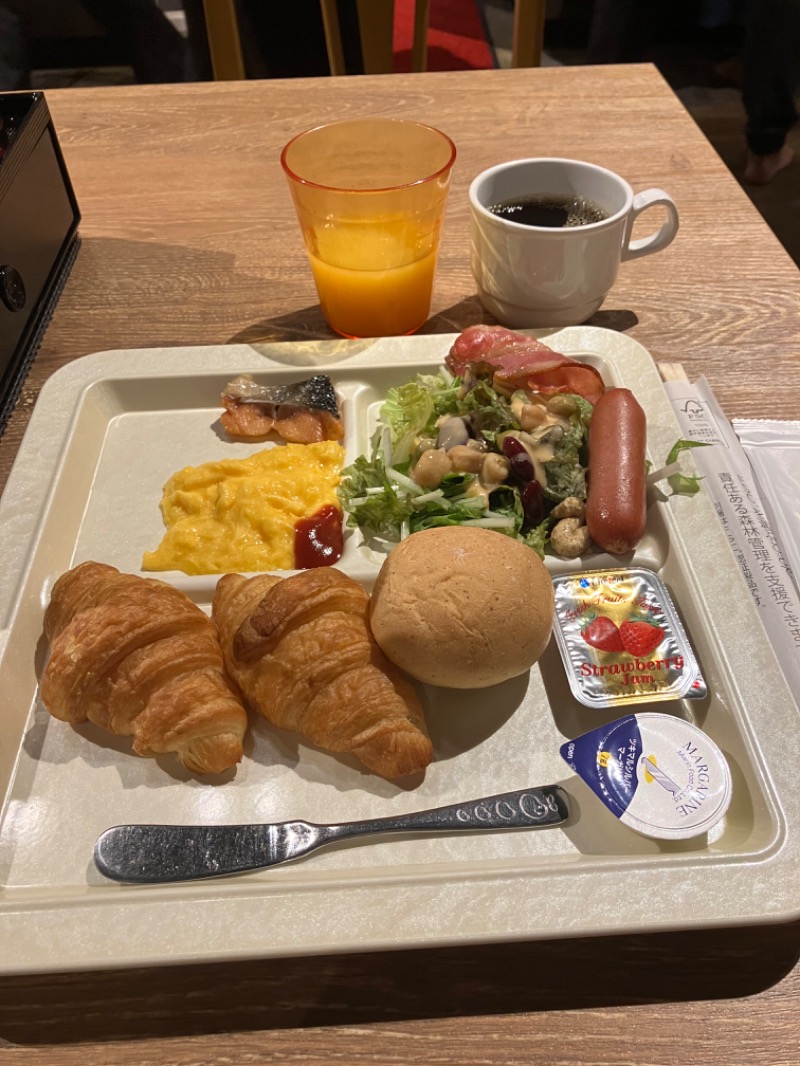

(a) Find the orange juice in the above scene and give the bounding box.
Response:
[308,220,439,337]
[309,248,436,338]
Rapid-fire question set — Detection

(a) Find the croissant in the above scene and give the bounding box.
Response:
[212,568,433,780]
[41,562,248,775]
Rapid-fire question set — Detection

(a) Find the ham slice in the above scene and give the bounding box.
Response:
[445,325,605,405]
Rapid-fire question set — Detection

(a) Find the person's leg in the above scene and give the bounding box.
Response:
[742,0,800,183]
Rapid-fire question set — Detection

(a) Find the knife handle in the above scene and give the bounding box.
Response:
[345,785,571,836]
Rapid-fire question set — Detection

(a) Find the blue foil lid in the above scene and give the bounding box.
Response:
[560,715,642,818]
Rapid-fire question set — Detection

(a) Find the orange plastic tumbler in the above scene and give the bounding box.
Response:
[281,118,456,339]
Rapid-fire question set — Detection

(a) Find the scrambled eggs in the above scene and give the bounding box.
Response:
[142,441,345,575]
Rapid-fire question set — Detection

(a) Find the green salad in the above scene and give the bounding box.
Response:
[337,368,595,559]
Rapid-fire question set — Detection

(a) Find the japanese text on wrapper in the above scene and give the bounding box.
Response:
[717,471,800,648]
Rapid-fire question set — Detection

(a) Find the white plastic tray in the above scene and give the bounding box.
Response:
[0,327,797,976]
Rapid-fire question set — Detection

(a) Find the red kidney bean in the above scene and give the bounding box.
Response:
[501,436,534,482]
[520,480,545,529]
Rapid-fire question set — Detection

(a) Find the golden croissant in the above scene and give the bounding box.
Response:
[41,562,248,775]
[212,568,433,780]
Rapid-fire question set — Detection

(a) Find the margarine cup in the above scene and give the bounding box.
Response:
[281,118,456,339]
[469,158,679,328]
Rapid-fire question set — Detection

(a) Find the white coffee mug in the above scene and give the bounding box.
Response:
[469,158,679,328]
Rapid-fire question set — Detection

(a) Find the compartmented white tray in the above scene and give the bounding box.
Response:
[0,327,797,976]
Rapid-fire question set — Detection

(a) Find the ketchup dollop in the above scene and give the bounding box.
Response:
[294,504,343,568]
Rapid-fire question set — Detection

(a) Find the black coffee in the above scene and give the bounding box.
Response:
[488,193,609,228]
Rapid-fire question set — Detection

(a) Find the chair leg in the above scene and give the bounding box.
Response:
[512,0,546,67]
[412,0,431,72]
[202,0,246,79]
[320,0,348,75]
[356,0,395,74]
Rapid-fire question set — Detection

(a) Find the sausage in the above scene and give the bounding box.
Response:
[585,388,647,555]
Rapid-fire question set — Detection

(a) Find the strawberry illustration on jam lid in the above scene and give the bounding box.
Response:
[551,568,704,709]
[619,618,665,657]
[581,614,625,652]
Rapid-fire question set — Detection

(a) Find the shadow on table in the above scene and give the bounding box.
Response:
[47,233,640,360]
[42,236,641,373]
[2,921,800,1046]
[225,296,496,347]
[586,308,639,332]
[227,299,640,347]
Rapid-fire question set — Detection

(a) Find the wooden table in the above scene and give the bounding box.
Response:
[2,65,800,1065]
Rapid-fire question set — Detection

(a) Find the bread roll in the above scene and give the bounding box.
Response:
[369,527,554,689]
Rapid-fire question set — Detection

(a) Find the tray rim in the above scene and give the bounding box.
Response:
[1,327,798,977]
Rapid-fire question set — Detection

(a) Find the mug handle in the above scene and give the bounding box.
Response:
[621,189,679,261]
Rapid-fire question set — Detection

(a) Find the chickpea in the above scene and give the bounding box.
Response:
[413,437,438,461]
[413,448,452,488]
[546,395,577,416]
[519,403,548,430]
[448,445,485,474]
[480,452,511,487]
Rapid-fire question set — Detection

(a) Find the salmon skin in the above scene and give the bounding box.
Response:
[220,374,344,443]
[223,373,339,415]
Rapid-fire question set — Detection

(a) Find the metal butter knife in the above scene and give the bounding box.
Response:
[94,785,570,884]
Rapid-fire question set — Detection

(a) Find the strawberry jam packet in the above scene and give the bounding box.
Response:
[551,568,705,708]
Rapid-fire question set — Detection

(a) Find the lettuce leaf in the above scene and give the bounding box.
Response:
[338,455,412,542]
[380,372,461,465]
[665,439,711,495]
[522,518,551,558]
[456,379,518,442]
[542,395,592,503]
[338,458,485,543]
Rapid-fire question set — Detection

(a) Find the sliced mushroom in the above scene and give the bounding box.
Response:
[413,448,453,488]
[436,417,470,451]
[537,424,565,448]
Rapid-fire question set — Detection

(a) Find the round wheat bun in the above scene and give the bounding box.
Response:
[369,526,555,689]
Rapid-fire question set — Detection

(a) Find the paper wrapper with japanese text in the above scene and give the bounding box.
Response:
[663,378,800,707]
